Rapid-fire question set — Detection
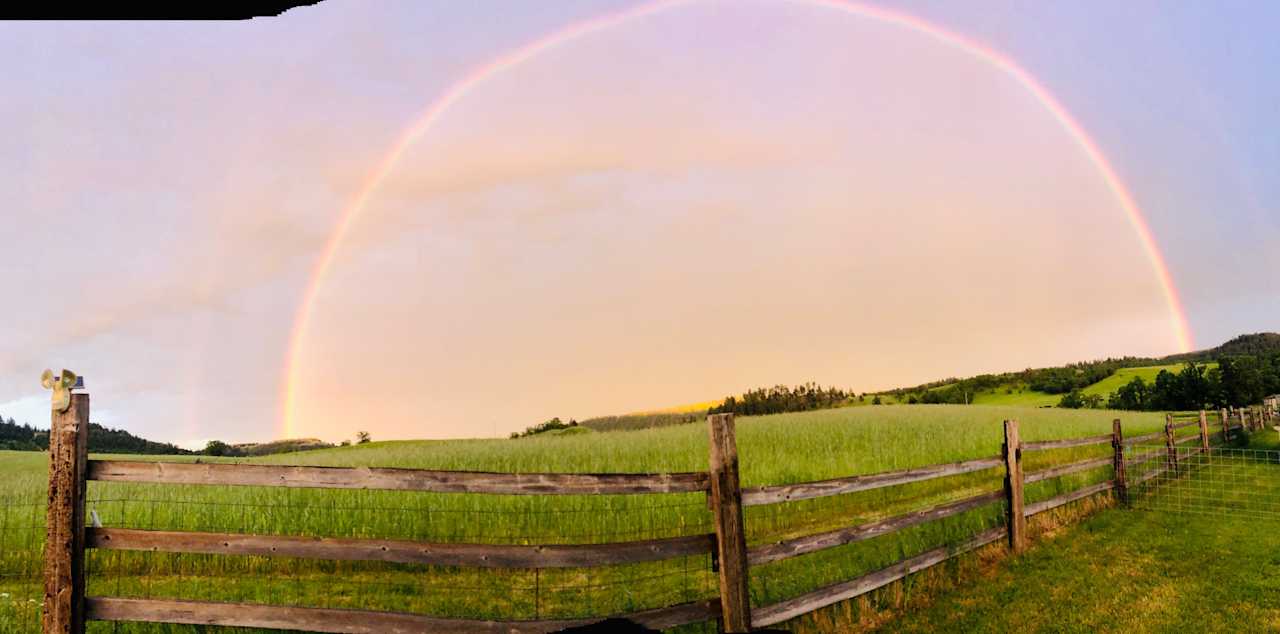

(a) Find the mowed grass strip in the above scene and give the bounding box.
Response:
[0,405,1167,632]
[876,504,1280,633]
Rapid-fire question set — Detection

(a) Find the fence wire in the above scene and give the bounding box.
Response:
[0,495,44,634]
[78,480,719,629]
[1128,444,1280,521]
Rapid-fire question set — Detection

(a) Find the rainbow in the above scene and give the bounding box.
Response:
[280,0,1195,437]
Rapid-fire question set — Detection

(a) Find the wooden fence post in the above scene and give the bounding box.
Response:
[1198,410,1210,452]
[707,413,751,632]
[43,391,89,634]
[1111,419,1127,506]
[1002,420,1026,554]
[1220,408,1230,443]
[1164,414,1178,475]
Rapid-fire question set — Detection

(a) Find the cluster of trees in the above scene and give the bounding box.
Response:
[0,416,191,454]
[0,416,46,451]
[511,417,578,439]
[1027,362,1122,394]
[709,383,853,416]
[1057,354,1280,411]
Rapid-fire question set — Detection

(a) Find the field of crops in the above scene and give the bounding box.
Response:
[0,405,1168,632]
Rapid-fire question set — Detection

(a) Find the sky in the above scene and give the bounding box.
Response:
[0,0,1276,447]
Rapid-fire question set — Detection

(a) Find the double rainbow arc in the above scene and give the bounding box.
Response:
[280,0,1194,438]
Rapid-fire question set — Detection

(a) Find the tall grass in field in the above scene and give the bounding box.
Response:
[0,405,1167,632]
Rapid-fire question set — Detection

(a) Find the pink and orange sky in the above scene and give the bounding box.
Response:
[2,1,1276,447]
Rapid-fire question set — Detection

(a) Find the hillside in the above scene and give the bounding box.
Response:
[1167,332,1280,362]
[554,333,1279,434]
[883,333,1278,406]
[230,438,335,456]
[0,416,191,454]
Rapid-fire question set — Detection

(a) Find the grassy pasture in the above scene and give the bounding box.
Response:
[0,405,1167,632]
[970,385,1058,407]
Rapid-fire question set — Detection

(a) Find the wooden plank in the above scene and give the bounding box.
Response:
[1173,434,1200,446]
[747,489,1003,566]
[1112,419,1127,506]
[86,528,713,568]
[1023,456,1112,484]
[751,526,1007,628]
[1003,420,1026,554]
[85,597,719,633]
[1164,416,1178,474]
[1021,433,1113,452]
[742,456,1002,507]
[1198,410,1210,451]
[706,413,751,632]
[1221,408,1231,441]
[1023,480,1114,517]
[44,391,89,634]
[1170,419,1201,430]
[87,460,709,495]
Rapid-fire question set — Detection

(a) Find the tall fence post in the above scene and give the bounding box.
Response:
[707,413,751,633]
[43,391,89,634]
[1002,419,1026,554]
[1221,408,1231,442]
[1164,414,1178,474]
[1197,410,1210,452]
[1111,419,1127,506]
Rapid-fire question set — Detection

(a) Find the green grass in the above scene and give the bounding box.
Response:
[970,385,1058,407]
[0,405,1168,632]
[876,440,1280,633]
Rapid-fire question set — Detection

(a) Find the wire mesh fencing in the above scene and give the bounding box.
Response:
[0,494,45,633]
[1127,444,1280,521]
[80,479,720,631]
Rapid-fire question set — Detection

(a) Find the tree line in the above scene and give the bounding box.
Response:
[1058,353,1280,411]
[709,383,855,416]
[0,416,192,454]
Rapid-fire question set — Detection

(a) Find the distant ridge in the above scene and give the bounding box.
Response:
[562,332,1280,432]
[1165,333,1280,363]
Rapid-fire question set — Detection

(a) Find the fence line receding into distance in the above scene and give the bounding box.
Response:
[40,392,1277,633]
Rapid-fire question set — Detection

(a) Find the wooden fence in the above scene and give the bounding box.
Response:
[42,393,1256,633]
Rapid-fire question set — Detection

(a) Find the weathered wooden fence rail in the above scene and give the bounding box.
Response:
[44,392,1233,633]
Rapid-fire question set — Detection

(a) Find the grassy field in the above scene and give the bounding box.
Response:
[0,405,1169,632]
